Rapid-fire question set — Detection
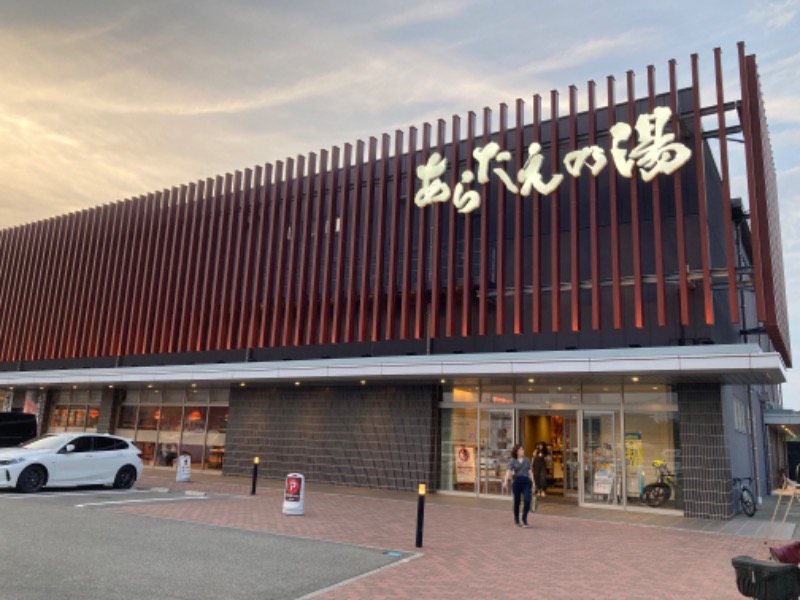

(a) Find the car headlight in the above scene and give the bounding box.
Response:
[0,458,26,466]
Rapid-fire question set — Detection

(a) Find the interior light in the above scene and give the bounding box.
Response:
[360,380,366,385]
[528,378,535,383]
[631,377,639,383]
[440,379,446,384]
[239,382,246,387]
[294,381,301,387]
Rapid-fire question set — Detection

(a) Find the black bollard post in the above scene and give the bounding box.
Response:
[251,456,260,495]
[416,483,426,548]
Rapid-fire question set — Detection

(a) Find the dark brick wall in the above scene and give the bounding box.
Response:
[223,384,439,492]
[678,384,732,519]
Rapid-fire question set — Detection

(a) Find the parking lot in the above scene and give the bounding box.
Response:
[0,486,413,600]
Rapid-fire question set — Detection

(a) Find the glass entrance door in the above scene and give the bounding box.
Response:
[582,411,622,507]
[479,409,514,496]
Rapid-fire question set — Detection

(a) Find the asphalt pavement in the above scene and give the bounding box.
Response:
[3,469,799,599]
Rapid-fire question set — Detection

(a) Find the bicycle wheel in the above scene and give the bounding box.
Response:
[642,483,671,507]
[741,487,756,517]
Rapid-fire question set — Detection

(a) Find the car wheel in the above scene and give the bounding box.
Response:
[113,465,137,489]
[16,465,47,493]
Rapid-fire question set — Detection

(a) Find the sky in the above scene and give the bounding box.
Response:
[1,1,799,405]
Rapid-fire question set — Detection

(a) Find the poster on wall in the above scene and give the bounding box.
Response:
[592,463,614,495]
[625,432,644,496]
[455,446,476,484]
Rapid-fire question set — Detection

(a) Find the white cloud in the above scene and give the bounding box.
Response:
[748,0,799,29]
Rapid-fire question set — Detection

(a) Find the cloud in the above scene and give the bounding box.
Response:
[748,0,799,29]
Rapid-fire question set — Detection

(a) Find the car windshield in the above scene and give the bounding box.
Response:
[19,435,70,450]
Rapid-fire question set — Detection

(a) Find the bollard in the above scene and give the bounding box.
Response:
[251,456,259,495]
[416,483,426,548]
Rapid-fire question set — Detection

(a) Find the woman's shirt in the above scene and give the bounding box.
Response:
[507,457,532,478]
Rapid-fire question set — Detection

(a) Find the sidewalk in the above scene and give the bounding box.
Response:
[124,468,791,599]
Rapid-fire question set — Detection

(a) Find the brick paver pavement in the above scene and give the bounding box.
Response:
[124,471,770,599]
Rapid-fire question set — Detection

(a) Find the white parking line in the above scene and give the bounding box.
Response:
[76,496,210,508]
[0,489,150,499]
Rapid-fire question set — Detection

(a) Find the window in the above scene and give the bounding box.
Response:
[93,436,128,451]
[70,437,93,453]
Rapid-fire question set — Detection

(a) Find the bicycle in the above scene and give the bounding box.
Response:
[640,459,676,507]
[733,476,757,517]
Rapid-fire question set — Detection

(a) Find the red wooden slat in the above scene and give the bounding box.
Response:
[400,127,417,340]
[647,66,666,327]
[153,188,180,353]
[5,226,29,358]
[358,139,377,342]
[550,91,561,333]
[245,166,268,348]
[415,124,430,340]
[236,169,258,348]
[332,146,351,344]
[227,171,249,349]
[429,119,446,340]
[28,219,58,359]
[462,112,475,337]
[283,157,305,346]
[60,213,85,357]
[532,95,542,333]
[306,152,327,345]
[669,60,690,326]
[513,99,524,334]
[74,208,103,356]
[496,103,507,335]
[62,210,91,357]
[8,225,36,360]
[260,162,283,347]
[20,220,49,358]
[607,77,622,329]
[167,186,191,352]
[385,131,403,341]
[692,53,714,325]
[371,137,389,342]
[714,47,739,323]
[0,229,17,358]
[271,159,294,347]
[345,141,364,343]
[180,182,205,352]
[627,71,644,328]
[588,81,601,330]
[568,85,580,332]
[478,107,490,336]
[445,115,460,337]
[319,150,339,344]
[195,180,218,351]
[139,192,164,353]
[113,197,144,356]
[294,154,317,346]
[208,175,232,349]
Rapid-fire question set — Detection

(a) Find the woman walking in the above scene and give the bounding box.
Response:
[501,444,534,528]
[532,441,549,497]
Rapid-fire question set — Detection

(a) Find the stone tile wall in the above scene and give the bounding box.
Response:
[223,384,439,491]
[677,383,732,519]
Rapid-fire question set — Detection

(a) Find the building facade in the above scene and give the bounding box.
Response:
[0,42,790,519]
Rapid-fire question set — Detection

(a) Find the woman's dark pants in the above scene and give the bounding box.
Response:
[512,476,532,524]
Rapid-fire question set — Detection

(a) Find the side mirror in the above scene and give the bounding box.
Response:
[65,444,75,453]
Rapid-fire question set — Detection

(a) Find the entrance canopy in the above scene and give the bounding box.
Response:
[0,344,784,390]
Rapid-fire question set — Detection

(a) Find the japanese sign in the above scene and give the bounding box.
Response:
[415,106,692,214]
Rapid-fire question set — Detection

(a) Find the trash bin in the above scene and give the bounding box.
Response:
[282,473,305,516]
[176,454,191,483]
[731,555,800,599]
